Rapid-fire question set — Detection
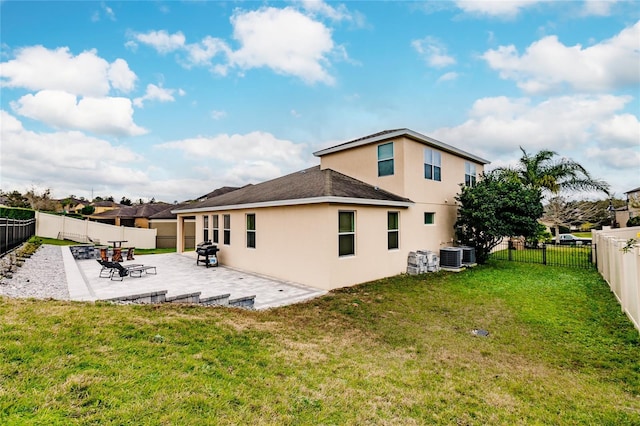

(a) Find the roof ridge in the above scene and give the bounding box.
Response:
[324,169,333,196]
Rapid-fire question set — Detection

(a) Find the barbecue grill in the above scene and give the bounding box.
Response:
[196,241,219,268]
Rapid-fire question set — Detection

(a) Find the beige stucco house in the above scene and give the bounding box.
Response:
[615,186,640,227]
[173,129,489,290]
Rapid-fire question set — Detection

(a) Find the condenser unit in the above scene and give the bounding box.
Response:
[460,246,476,265]
[440,247,463,269]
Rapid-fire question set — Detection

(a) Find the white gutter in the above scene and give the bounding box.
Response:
[171,196,413,214]
[313,128,490,165]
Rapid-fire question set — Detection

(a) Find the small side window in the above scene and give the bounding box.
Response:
[424,212,435,225]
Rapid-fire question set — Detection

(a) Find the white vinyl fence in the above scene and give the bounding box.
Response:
[593,227,640,333]
[35,212,157,249]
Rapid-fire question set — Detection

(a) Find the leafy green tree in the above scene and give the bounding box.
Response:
[455,172,543,264]
[497,147,609,196]
[120,196,132,206]
[81,205,95,215]
[2,190,29,208]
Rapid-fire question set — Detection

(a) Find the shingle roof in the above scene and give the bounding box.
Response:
[196,186,242,201]
[313,128,490,164]
[625,187,640,194]
[91,203,173,219]
[173,166,412,213]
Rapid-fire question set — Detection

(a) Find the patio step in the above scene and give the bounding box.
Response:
[166,292,201,304]
[101,290,168,304]
[99,290,254,309]
[200,293,231,306]
[228,295,256,309]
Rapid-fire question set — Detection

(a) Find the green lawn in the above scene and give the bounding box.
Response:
[1,261,638,425]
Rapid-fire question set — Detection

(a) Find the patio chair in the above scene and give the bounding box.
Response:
[97,259,117,278]
[109,262,157,281]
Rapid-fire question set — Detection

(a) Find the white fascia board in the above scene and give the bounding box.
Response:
[313,128,490,165]
[172,196,413,214]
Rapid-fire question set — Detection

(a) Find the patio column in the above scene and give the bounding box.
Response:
[176,215,184,253]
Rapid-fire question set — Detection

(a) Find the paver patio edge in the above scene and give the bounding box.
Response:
[61,246,96,301]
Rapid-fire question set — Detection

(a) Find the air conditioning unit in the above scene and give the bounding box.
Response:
[460,246,476,265]
[440,247,463,268]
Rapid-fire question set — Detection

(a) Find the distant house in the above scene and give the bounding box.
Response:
[147,187,242,249]
[173,128,489,290]
[92,200,122,215]
[57,197,87,214]
[90,203,174,228]
[615,186,640,227]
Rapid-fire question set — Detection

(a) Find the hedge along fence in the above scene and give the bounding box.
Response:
[1,208,37,256]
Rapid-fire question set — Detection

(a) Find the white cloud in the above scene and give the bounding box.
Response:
[594,113,640,147]
[582,0,617,16]
[430,94,638,169]
[0,110,149,195]
[211,110,227,120]
[229,7,337,85]
[132,30,186,53]
[585,146,640,169]
[131,6,342,85]
[454,0,543,19]
[11,90,147,136]
[437,71,459,83]
[0,46,137,97]
[133,84,179,108]
[157,131,309,183]
[482,20,640,94]
[412,36,456,68]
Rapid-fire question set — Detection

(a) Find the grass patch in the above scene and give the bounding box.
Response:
[134,247,176,255]
[1,261,638,424]
[30,237,77,246]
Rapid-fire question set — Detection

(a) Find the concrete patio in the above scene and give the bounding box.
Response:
[64,248,327,310]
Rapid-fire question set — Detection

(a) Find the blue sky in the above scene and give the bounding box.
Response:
[1,0,638,203]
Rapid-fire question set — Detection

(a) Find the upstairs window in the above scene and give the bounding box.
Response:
[212,214,219,244]
[388,212,399,250]
[246,214,256,249]
[223,214,231,245]
[465,162,477,187]
[377,143,394,177]
[203,215,209,242]
[338,211,355,256]
[424,148,441,181]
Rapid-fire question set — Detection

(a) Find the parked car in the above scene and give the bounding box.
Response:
[554,234,592,245]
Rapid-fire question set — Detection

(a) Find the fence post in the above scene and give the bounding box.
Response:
[542,244,547,265]
[508,240,513,261]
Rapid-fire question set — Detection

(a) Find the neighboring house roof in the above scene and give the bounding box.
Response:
[313,128,490,165]
[92,203,173,219]
[149,202,191,219]
[625,187,640,195]
[92,200,122,208]
[196,186,242,201]
[173,166,413,214]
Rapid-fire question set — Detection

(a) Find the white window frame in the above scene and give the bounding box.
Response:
[388,211,399,250]
[424,148,442,182]
[203,215,209,242]
[465,162,477,187]
[246,213,256,249]
[223,214,231,245]
[212,214,219,244]
[338,211,356,257]
[377,142,394,177]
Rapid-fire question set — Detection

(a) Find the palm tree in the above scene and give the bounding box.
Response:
[497,147,610,196]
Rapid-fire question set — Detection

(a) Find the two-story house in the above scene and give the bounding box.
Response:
[172,129,489,290]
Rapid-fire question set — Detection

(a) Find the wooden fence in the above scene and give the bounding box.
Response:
[593,227,640,333]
